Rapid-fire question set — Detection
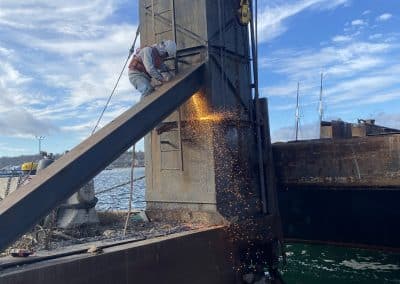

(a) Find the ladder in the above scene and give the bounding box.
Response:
[146,0,184,171]
[147,0,178,72]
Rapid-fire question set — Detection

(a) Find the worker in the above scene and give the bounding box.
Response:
[128,40,177,97]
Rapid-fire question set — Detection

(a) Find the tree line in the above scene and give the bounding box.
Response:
[0,150,145,170]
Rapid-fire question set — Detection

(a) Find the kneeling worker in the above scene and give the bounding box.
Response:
[128,40,177,97]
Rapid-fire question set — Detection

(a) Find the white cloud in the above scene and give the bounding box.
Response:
[369,33,383,40]
[23,24,136,56]
[0,1,117,32]
[16,23,140,110]
[261,33,400,121]
[356,89,400,106]
[0,0,140,142]
[376,13,393,22]
[0,46,14,57]
[257,0,349,42]
[261,41,392,85]
[272,122,319,142]
[0,62,31,87]
[362,10,371,16]
[374,112,400,130]
[61,122,94,133]
[351,19,365,26]
[0,108,59,137]
[332,35,352,42]
[326,76,399,105]
[0,143,31,156]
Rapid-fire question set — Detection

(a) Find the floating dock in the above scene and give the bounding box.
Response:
[273,134,400,248]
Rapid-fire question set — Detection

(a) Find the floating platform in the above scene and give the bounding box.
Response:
[273,134,400,249]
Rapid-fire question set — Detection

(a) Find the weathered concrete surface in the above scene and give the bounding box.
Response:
[273,135,400,188]
[56,180,99,228]
[143,0,262,223]
[0,177,22,200]
[0,177,98,229]
[0,227,239,284]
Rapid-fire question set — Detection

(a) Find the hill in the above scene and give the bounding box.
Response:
[0,151,145,169]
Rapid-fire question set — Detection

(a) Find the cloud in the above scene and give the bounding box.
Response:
[369,33,383,40]
[374,112,400,130]
[351,19,365,26]
[0,143,30,157]
[0,1,117,32]
[23,24,136,56]
[326,76,399,105]
[272,122,320,142]
[0,0,140,142]
[0,108,59,137]
[332,35,352,42]
[257,0,349,42]
[0,62,31,88]
[376,13,393,22]
[261,31,400,126]
[356,89,400,106]
[261,41,392,85]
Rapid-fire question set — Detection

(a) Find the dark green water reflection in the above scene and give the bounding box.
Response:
[281,242,400,284]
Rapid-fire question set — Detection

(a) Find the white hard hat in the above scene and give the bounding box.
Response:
[162,40,177,57]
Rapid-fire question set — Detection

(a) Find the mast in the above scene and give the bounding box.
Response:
[295,82,300,141]
[319,73,324,126]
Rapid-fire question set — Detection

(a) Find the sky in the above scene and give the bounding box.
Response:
[0,0,399,157]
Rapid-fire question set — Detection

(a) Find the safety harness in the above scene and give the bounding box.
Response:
[128,47,163,77]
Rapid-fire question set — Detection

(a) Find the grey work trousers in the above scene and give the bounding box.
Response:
[128,71,154,98]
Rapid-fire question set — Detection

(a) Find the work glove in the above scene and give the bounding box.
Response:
[163,73,174,83]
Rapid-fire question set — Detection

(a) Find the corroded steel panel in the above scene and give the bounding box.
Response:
[0,228,238,284]
[273,134,400,187]
[278,188,400,248]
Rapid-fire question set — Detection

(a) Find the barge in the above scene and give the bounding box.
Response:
[274,120,400,249]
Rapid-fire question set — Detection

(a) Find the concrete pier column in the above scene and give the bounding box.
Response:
[141,0,263,224]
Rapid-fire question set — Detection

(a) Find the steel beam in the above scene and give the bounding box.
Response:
[0,63,205,251]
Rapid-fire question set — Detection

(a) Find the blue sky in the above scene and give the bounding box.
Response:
[0,0,399,157]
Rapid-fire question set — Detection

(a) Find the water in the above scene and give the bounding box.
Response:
[94,168,400,283]
[282,242,400,284]
[94,167,146,211]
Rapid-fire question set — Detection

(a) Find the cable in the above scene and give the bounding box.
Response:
[249,0,267,214]
[95,176,145,195]
[124,146,136,236]
[255,0,258,60]
[91,25,141,135]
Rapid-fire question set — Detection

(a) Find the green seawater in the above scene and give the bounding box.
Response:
[281,243,400,284]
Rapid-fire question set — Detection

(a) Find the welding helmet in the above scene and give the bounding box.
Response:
[161,40,177,57]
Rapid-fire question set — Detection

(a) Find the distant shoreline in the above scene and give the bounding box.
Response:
[0,151,145,170]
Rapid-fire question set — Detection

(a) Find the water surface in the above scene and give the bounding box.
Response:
[282,242,400,284]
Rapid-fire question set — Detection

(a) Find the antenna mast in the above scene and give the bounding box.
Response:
[295,82,300,141]
[319,73,324,126]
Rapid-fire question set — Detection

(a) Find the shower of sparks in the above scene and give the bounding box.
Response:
[190,92,225,122]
